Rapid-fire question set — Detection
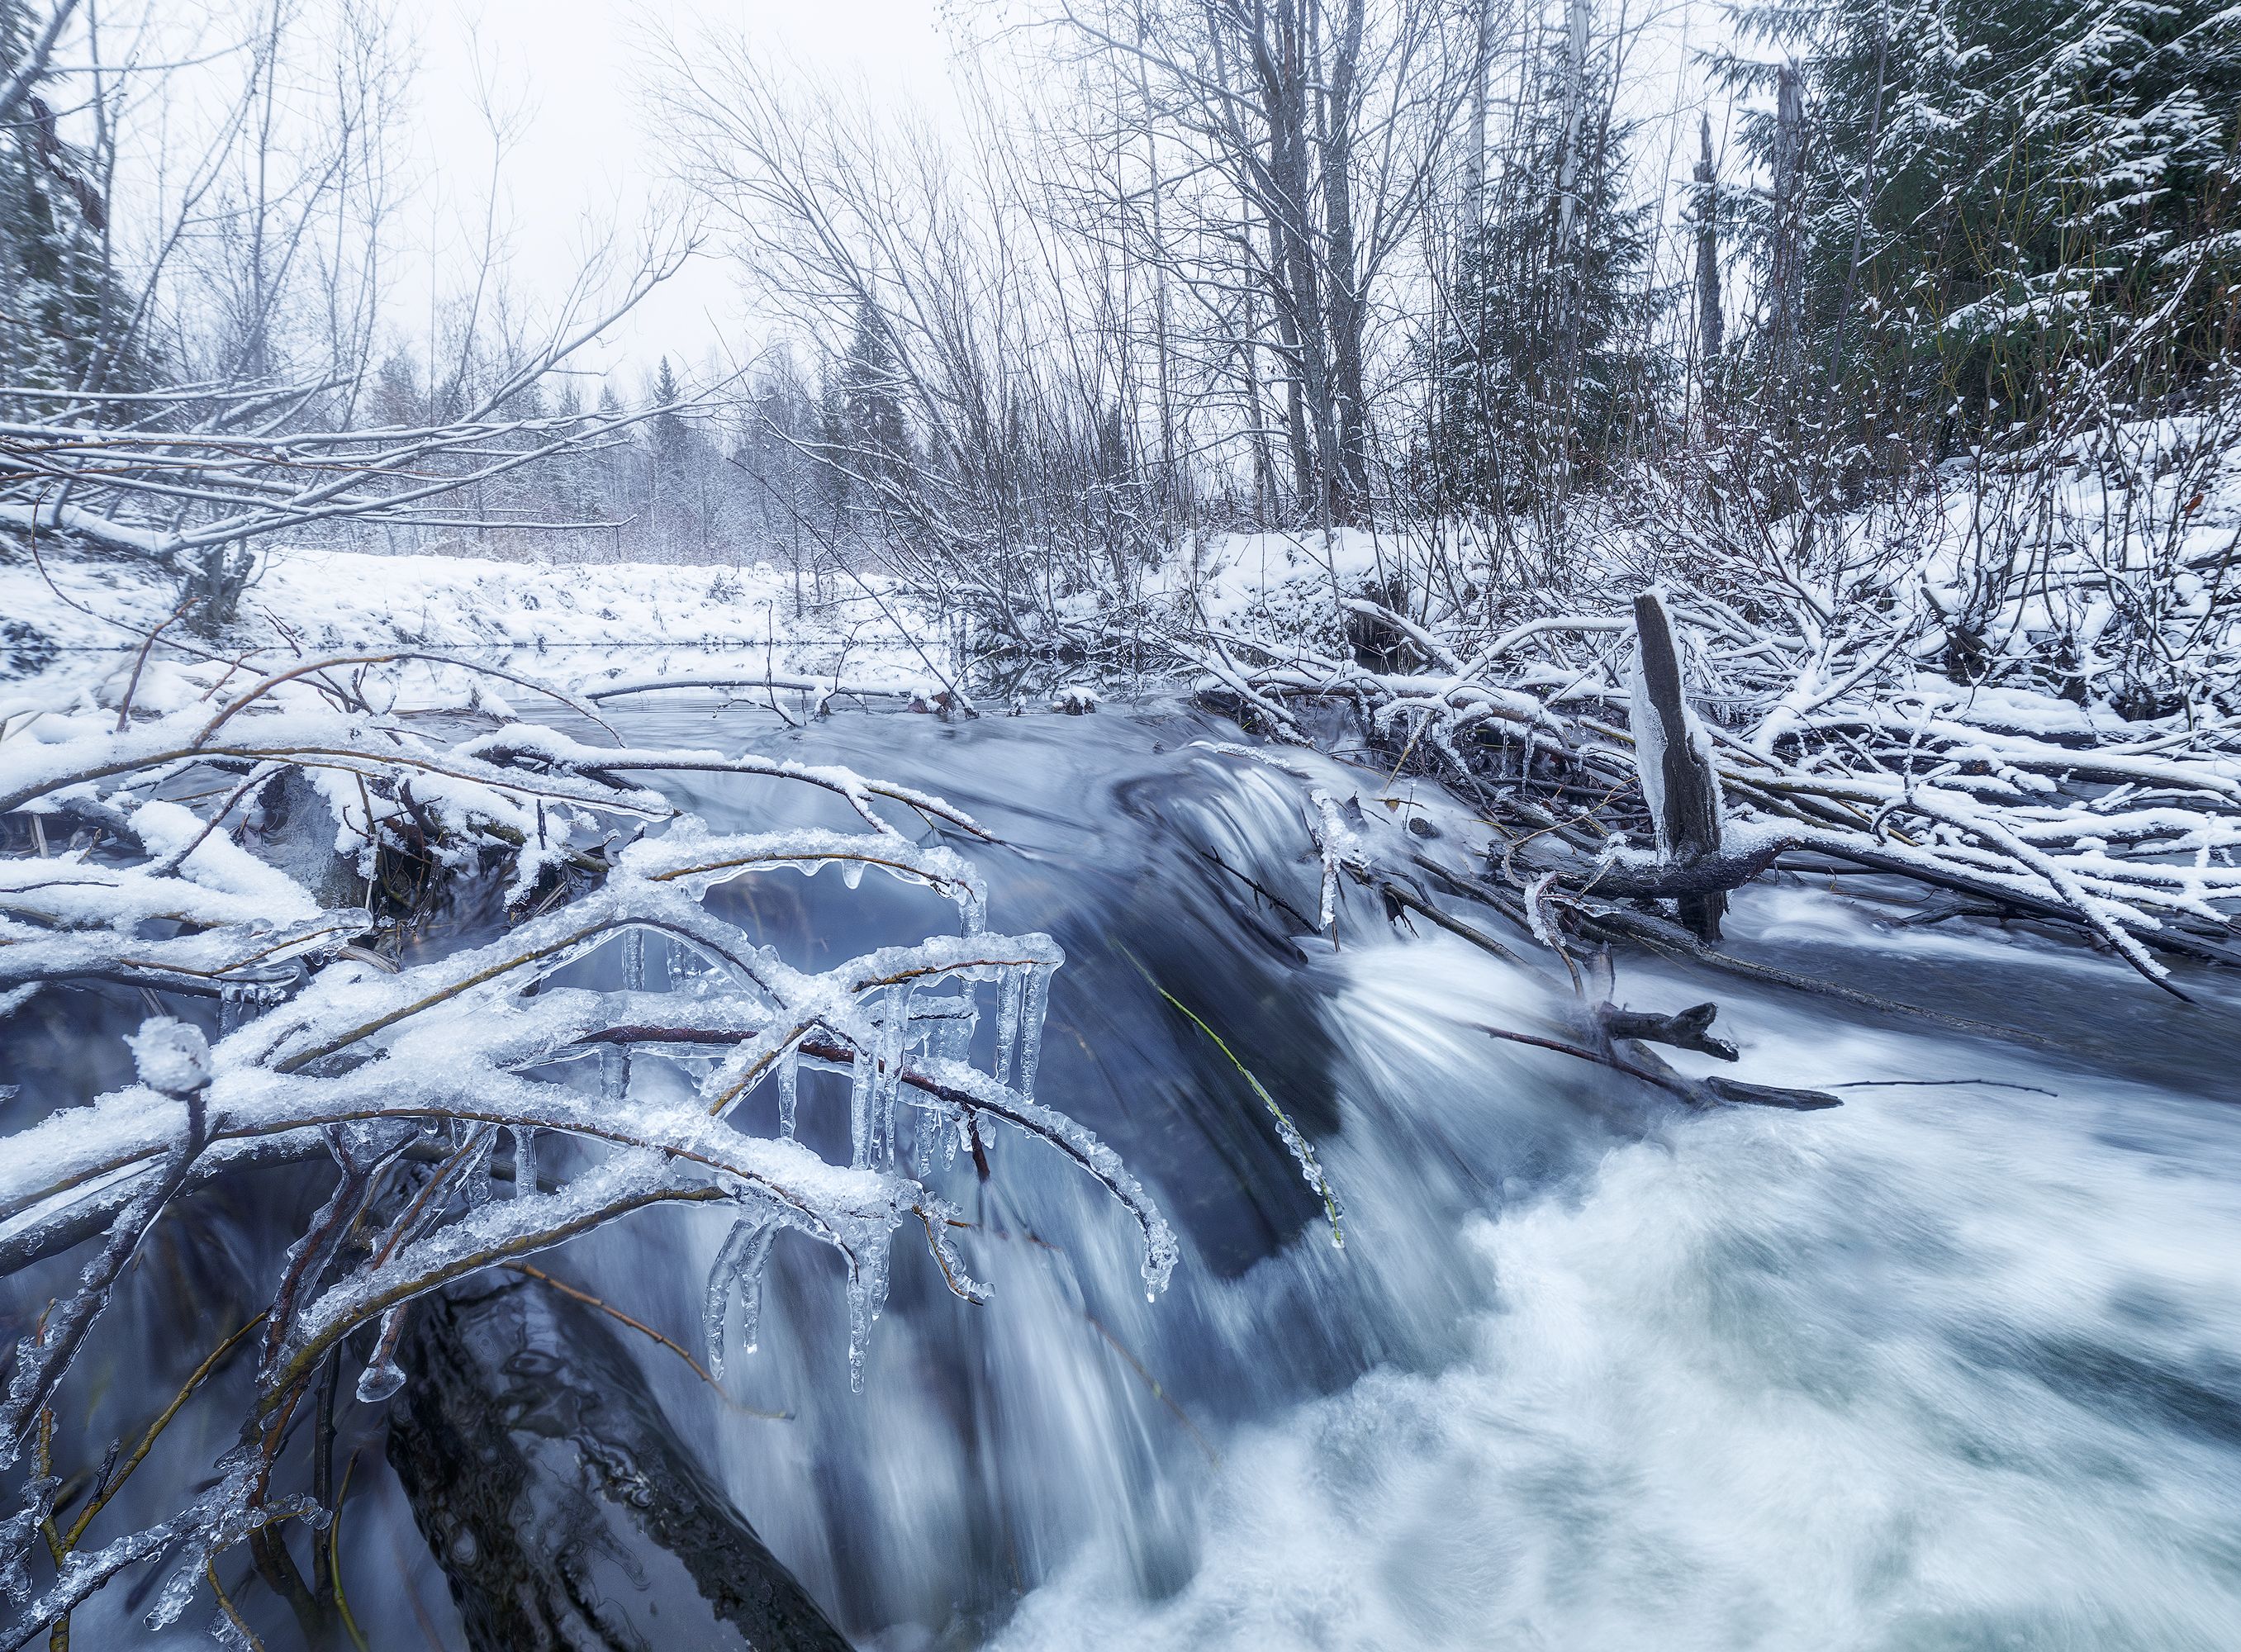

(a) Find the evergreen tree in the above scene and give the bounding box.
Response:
[648,356,691,468]
[1,0,113,392]
[1721,0,2241,450]
[1422,3,1666,511]
[837,301,910,487]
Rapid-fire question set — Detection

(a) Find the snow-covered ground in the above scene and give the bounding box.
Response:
[0,545,950,718]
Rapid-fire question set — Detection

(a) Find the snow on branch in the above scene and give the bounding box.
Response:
[1185,537,2241,990]
[0,655,1172,1646]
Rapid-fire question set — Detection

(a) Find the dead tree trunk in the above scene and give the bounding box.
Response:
[1631,589,1726,939]
[1693,114,1723,368]
[1320,0,1372,521]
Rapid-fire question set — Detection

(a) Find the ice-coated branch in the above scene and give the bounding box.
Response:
[0,672,1170,1642]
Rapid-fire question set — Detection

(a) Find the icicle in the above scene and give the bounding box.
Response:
[733,1224,777,1355]
[510,1127,538,1196]
[843,1225,891,1393]
[776,1049,800,1140]
[207,1603,258,1651]
[909,1094,938,1176]
[703,1217,778,1379]
[1015,965,1052,1099]
[876,987,910,1166]
[1,1474,57,1604]
[463,1127,495,1208]
[848,1031,875,1168]
[600,1042,629,1108]
[994,966,1025,1088]
[620,925,645,991]
[839,859,865,890]
[703,1219,749,1377]
[355,1308,407,1403]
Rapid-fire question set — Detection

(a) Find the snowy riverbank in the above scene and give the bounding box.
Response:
[0,545,952,715]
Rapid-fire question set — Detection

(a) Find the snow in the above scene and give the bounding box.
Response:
[0,544,952,712]
[125,1018,211,1099]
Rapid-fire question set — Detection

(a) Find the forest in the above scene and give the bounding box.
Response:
[4,0,2240,1646]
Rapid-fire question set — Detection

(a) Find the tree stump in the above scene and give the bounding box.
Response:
[1630,590,1726,939]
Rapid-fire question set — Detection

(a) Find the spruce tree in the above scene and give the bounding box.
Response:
[838,302,909,485]
[1,0,112,392]
[1720,0,2241,451]
[1422,6,1666,512]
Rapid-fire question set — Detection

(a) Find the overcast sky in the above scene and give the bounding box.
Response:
[393,0,966,382]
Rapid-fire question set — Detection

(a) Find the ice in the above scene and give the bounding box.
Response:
[463,1124,496,1208]
[127,1018,211,1099]
[849,1031,876,1168]
[354,1309,407,1403]
[0,1473,57,1602]
[841,1216,893,1394]
[876,987,911,1165]
[1016,966,1052,1099]
[731,1222,778,1357]
[703,1216,778,1377]
[908,1052,1178,1296]
[777,1048,800,1140]
[1310,790,1365,932]
[995,966,1025,1088]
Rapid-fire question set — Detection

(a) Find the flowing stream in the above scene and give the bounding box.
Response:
[7,696,2241,1650]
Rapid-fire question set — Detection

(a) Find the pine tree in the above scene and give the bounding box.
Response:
[1,0,113,392]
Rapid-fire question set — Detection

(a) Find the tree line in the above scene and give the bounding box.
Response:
[4,0,2237,634]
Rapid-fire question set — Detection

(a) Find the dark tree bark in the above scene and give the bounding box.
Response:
[1320,0,1371,520]
[1694,114,1724,366]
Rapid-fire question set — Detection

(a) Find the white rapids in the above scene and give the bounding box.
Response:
[988,930,2241,1652]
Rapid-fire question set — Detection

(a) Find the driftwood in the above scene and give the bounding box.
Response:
[1570,843,1787,900]
[1595,1000,1739,1061]
[1588,997,1839,1108]
[1479,1019,1844,1111]
[388,1276,852,1652]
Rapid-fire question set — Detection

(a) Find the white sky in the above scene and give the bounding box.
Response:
[392,0,964,381]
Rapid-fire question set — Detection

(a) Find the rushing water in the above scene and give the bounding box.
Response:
[7,696,2241,1650]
